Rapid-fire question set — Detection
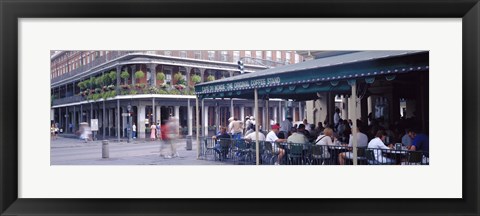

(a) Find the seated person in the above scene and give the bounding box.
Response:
[367,130,395,164]
[338,126,369,165]
[407,128,429,163]
[288,124,309,151]
[212,127,231,159]
[266,124,287,165]
[288,124,309,144]
[314,128,335,160]
[244,127,266,141]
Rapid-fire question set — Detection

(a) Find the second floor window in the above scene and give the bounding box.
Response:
[208,51,215,60]
[266,51,272,61]
[164,51,171,56]
[256,51,263,59]
[276,51,282,62]
[221,51,228,62]
[286,52,291,64]
[233,51,240,62]
[180,51,187,58]
[194,51,202,59]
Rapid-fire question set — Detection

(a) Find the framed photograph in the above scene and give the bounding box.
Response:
[1,0,479,215]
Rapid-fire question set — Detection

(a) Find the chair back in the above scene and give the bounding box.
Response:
[289,144,303,156]
[264,142,273,152]
[356,147,366,157]
[311,145,323,156]
[365,149,376,161]
[407,151,423,164]
[218,138,231,148]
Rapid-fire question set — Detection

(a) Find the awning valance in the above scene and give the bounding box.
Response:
[194,51,428,100]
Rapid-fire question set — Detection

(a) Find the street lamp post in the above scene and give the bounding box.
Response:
[127,104,132,143]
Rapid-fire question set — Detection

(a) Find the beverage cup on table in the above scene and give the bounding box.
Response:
[395,143,402,150]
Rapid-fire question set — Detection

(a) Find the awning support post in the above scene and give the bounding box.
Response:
[349,80,358,165]
[196,96,200,159]
[254,88,260,165]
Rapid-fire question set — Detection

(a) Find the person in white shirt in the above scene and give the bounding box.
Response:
[132,123,137,139]
[314,127,335,160]
[367,130,395,164]
[265,124,287,165]
[333,108,340,130]
[338,127,369,165]
[244,127,266,141]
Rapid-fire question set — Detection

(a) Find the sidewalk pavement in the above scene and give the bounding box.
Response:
[51,136,226,165]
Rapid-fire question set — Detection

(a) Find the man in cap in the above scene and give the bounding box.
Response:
[266,124,287,165]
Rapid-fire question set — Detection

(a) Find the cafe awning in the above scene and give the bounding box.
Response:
[195,51,429,100]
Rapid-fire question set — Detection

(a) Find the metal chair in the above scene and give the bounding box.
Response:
[203,137,217,160]
[310,145,324,165]
[365,149,380,165]
[406,151,423,165]
[288,143,304,165]
[262,142,276,165]
[232,140,250,164]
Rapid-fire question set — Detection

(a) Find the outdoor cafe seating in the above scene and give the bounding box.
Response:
[200,137,429,165]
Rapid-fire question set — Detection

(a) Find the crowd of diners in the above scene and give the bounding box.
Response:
[211,108,429,165]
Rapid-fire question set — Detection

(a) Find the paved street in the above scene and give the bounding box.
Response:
[51,136,225,165]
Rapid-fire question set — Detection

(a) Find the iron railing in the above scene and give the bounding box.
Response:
[198,137,429,165]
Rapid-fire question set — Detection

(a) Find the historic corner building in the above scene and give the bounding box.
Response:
[50,50,305,139]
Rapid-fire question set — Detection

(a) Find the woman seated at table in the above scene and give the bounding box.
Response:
[314,128,335,162]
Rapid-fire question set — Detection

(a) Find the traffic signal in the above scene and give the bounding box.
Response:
[237,60,244,74]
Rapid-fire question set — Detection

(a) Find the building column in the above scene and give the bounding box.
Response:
[102,101,106,139]
[148,63,157,87]
[116,66,121,94]
[292,104,297,122]
[273,106,278,124]
[185,66,192,93]
[361,96,369,124]
[117,99,120,142]
[240,105,245,122]
[152,97,156,124]
[80,104,83,122]
[137,104,146,139]
[201,99,205,136]
[188,99,193,136]
[130,65,136,85]
[229,99,233,119]
[199,68,206,82]
[65,107,68,133]
[204,105,209,136]
[341,95,348,119]
[73,106,76,133]
[279,100,284,121]
[298,101,303,121]
[156,105,161,124]
[266,99,270,131]
[215,104,220,131]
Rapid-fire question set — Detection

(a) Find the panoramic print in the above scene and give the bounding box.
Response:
[50,50,429,165]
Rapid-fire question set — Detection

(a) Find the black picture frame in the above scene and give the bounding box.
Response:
[1,0,479,215]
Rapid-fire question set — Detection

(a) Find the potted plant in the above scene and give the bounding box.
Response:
[120,71,130,85]
[135,70,145,83]
[207,75,215,82]
[191,74,201,85]
[156,72,165,84]
[108,71,117,85]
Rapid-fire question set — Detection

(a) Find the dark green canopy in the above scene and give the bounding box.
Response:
[195,51,428,100]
